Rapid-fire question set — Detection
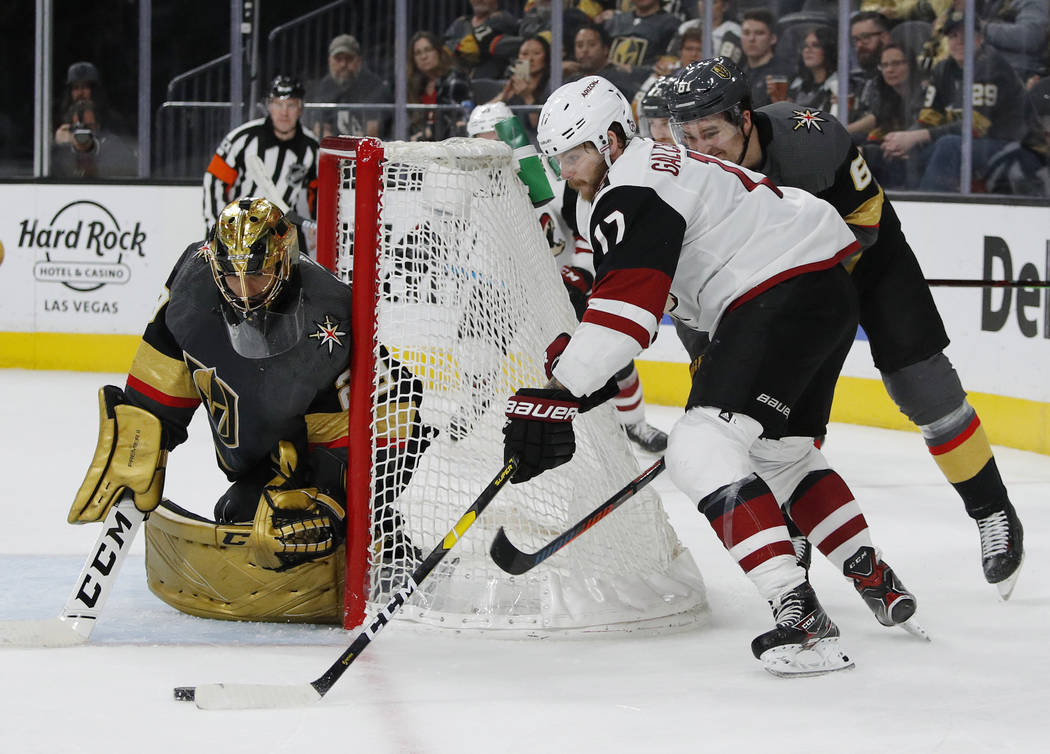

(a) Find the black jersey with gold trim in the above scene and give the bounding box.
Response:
[125,242,351,481]
[753,102,886,253]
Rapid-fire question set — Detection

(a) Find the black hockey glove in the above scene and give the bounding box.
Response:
[503,388,579,484]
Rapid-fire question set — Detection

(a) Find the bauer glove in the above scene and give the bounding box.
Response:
[503,388,579,484]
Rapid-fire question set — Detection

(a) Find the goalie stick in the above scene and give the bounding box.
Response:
[489,457,666,576]
[173,457,519,710]
[0,495,144,647]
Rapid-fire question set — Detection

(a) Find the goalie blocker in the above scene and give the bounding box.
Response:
[69,385,168,523]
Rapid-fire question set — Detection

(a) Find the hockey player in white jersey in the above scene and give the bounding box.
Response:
[467,102,670,453]
[501,76,921,676]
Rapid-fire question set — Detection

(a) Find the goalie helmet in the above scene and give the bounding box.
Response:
[667,57,751,127]
[537,76,638,166]
[466,101,514,136]
[208,197,300,314]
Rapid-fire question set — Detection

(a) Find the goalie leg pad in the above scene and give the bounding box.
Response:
[144,500,344,623]
[69,385,167,523]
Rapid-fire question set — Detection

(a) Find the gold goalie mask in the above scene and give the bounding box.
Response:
[207,197,305,358]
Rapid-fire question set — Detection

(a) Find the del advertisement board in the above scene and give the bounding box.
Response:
[0,184,201,337]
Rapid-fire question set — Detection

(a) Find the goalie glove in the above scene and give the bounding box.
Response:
[249,441,347,571]
[69,385,168,523]
[503,388,579,484]
[250,486,347,571]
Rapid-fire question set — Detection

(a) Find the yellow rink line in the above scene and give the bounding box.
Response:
[4,332,1047,456]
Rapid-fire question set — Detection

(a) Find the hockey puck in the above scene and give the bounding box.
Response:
[173,686,196,702]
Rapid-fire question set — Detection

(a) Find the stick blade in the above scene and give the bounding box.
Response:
[182,682,323,710]
[489,527,534,575]
[0,617,92,648]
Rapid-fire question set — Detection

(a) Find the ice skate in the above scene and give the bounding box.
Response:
[751,581,854,678]
[624,421,668,453]
[977,501,1024,600]
[843,546,928,641]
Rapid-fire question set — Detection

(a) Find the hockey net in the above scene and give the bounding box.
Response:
[316,136,705,635]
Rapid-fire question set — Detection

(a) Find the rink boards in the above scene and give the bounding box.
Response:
[1,182,1048,452]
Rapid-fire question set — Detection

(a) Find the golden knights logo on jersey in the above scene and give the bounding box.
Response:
[791,109,827,132]
[185,353,240,448]
[609,37,649,68]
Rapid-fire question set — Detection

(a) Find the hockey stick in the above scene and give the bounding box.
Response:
[926,279,1050,288]
[244,153,291,213]
[489,457,666,576]
[173,457,519,710]
[0,495,144,647]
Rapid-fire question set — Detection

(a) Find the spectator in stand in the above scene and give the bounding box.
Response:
[51,99,136,179]
[847,11,895,137]
[444,0,521,79]
[859,0,944,23]
[306,34,392,138]
[55,61,127,143]
[667,0,743,66]
[740,9,794,108]
[856,43,928,187]
[787,26,842,118]
[564,23,646,98]
[490,34,552,139]
[632,27,707,118]
[604,0,681,75]
[519,0,592,57]
[407,31,473,142]
[983,0,1049,83]
[882,16,1042,191]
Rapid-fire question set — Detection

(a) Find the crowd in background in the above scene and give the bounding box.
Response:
[46,0,1050,195]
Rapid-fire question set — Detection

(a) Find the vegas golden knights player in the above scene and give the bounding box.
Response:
[667,57,1024,599]
[69,198,432,623]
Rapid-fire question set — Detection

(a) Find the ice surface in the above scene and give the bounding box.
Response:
[1,369,1047,753]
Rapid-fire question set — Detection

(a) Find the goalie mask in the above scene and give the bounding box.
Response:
[537,76,638,167]
[207,197,305,358]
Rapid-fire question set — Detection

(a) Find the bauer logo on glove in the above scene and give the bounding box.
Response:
[505,394,579,422]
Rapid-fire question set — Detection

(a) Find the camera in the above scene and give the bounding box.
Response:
[71,124,95,149]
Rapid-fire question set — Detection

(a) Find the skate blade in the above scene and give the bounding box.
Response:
[994,553,1024,601]
[897,616,930,642]
[759,637,855,678]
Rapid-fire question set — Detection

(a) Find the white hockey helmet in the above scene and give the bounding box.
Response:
[466,101,514,136]
[537,76,638,166]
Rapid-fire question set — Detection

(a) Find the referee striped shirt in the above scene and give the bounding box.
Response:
[202,117,320,235]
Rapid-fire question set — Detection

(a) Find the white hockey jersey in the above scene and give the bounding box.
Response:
[553,138,858,397]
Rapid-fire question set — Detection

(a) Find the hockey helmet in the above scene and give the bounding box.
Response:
[640,76,675,120]
[208,197,300,314]
[269,75,305,101]
[467,101,514,136]
[667,57,751,128]
[537,75,638,166]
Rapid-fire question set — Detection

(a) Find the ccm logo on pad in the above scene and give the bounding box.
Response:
[505,397,579,422]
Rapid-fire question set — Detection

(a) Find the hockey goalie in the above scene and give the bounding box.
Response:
[68,197,432,624]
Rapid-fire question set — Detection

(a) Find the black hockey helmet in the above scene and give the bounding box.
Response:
[640,76,675,120]
[667,57,752,127]
[269,74,305,101]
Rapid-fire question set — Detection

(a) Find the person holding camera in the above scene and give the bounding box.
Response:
[489,34,552,141]
[51,99,136,179]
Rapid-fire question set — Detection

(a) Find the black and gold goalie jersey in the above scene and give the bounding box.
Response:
[124,242,352,484]
[752,101,886,253]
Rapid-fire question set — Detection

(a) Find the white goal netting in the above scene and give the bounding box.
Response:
[326,137,705,635]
